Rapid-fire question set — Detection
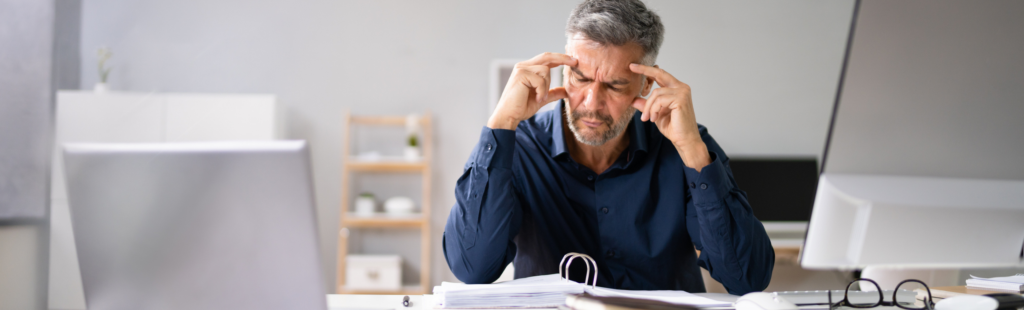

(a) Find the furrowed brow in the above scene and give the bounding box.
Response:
[571,67,630,85]
[570,67,591,80]
[607,78,631,85]
[571,67,632,86]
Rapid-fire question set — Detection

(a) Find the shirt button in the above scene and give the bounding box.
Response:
[700,183,708,190]
[587,175,594,181]
[606,250,615,258]
[600,207,609,214]
[689,182,696,189]
[485,143,492,151]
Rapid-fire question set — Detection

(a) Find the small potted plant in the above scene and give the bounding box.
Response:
[354,192,376,216]
[95,47,112,93]
[404,134,420,161]
[404,114,421,161]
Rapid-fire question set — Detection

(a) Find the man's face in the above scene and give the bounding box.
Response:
[563,39,650,146]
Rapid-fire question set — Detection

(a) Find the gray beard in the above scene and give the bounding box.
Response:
[565,102,636,146]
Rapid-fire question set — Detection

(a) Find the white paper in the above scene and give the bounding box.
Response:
[969,274,1024,284]
[587,286,731,307]
[433,273,731,309]
[434,274,584,308]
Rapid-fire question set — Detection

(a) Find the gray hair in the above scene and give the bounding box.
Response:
[565,0,664,66]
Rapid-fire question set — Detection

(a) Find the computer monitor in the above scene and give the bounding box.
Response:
[801,0,1024,269]
[63,141,327,310]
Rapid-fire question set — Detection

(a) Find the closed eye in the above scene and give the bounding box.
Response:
[571,67,591,83]
[571,67,628,92]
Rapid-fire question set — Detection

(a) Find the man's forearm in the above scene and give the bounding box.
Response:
[443,192,519,284]
[487,114,520,131]
[443,127,522,284]
[694,200,774,295]
[685,152,774,295]
[675,139,711,173]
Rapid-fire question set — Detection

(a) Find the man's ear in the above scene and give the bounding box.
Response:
[634,63,659,96]
[640,74,655,97]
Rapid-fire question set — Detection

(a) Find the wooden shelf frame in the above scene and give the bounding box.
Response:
[345,161,427,172]
[336,111,433,295]
[342,213,426,228]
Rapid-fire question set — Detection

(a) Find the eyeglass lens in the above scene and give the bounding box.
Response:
[844,279,883,308]
[894,279,933,310]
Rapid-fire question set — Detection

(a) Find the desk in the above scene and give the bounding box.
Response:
[326,293,923,310]
[328,294,424,309]
[327,293,739,310]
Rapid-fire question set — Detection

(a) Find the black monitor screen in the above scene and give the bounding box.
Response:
[727,158,818,222]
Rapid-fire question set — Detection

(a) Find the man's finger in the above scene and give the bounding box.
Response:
[629,63,677,87]
[526,65,552,102]
[527,52,578,68]
[544,87,569,104]
[631,97,646,111]
[641,89,664,122]
[649,96,666,122]
[521,71,548,102]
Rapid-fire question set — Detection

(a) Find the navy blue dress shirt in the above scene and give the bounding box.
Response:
[443,101,774,294]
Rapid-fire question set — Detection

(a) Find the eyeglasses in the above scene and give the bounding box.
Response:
[828,278,935,310]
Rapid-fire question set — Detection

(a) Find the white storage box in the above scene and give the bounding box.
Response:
[346,255,401,291]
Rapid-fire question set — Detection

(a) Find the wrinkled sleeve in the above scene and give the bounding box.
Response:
[443,127,522,284]
[684,129,775,295]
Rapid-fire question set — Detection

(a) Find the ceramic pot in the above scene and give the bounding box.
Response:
[354,196,376,216]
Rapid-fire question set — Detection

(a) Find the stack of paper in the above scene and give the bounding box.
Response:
[585,287,730,307]
[432,274,731,309]
[966,274,1024,292]
[433,274,585,308]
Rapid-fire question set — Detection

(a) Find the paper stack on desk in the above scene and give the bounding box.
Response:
[433,274,584,308]
[966,274,1024,292]
[432,274,729,309]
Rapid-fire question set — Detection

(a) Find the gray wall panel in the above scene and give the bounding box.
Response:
[0,0,55,220]
[0,0,57,309]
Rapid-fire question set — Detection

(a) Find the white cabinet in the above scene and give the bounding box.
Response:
[345,255,402,291]
[48,91,282,310]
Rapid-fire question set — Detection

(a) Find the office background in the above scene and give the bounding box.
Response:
[4,1,860,309]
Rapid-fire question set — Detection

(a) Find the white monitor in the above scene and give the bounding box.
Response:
[801,0,1024,269]
[63,141,327,310]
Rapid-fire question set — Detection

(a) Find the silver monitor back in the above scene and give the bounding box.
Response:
[63,141,327,310]
[802,0,1024,269]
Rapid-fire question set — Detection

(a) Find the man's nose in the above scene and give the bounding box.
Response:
[581,83,604,109]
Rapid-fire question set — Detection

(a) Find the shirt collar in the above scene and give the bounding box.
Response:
[550,100,649,159]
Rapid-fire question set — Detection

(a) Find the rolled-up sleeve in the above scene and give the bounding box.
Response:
[443,127,522,284]
[684,129,775,295]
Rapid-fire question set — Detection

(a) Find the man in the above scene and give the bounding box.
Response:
[443,0,774,294]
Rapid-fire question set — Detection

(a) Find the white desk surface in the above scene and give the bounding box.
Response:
[326,293,917,310]
[327,293,740,310]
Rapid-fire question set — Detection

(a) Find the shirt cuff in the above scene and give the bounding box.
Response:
[683,150,733,204]
[471,126,516,170]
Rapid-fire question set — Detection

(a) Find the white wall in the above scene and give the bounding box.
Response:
[68,0,855,306]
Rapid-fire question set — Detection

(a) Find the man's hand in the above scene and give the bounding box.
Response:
[629,63,711,172]
[488,53,578,130]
